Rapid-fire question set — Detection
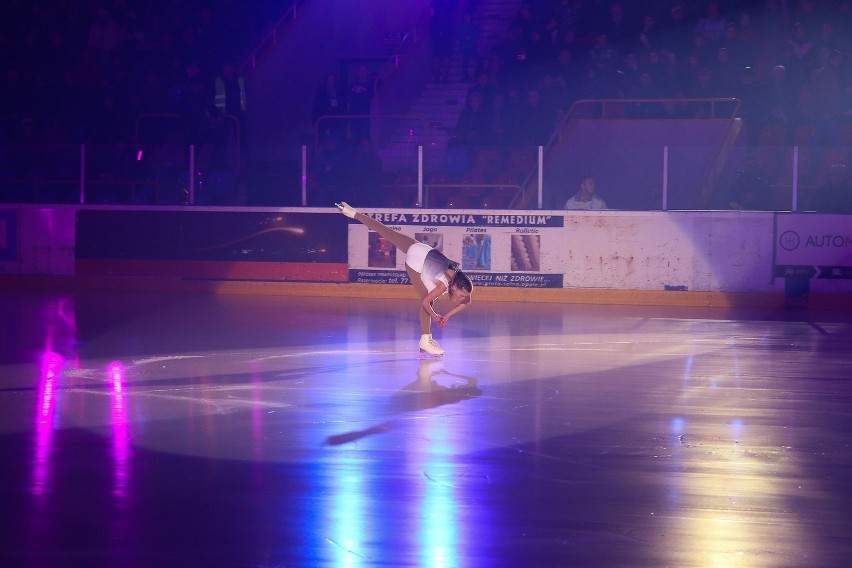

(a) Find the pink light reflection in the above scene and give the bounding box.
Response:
[251,372,263,459]
[109,361,130,499]
[32,351,64,497]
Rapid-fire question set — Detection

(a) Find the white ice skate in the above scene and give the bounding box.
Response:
[418,333,444,359]
[335,202,358,218]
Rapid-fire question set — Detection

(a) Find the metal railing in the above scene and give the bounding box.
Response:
[564,98,742,120]
[246,0,310,71]
[1,141,849,213]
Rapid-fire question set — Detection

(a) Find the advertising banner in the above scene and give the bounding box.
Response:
[347,211,565,288]
[0,211,16,262]
[76,209,349,281]
[774,213,852,279]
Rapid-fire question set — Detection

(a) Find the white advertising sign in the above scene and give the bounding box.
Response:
[774,213,852,279]
[347,211,565,288]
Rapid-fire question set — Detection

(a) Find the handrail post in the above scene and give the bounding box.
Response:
[80,143,86,204]
[792,146,799,212]
[537,145,543,209]
[418,145,423,207]
[662,145,669,211]
[188,144,195,205]
[301,144,307,206]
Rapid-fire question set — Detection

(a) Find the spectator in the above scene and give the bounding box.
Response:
[728,12,761,62]
[599,2,634,54]
[711,47,738,93]
[786,21,816,72]
[430,0,456,83]
[617,51,644,96]
[537,72,567,122]
[213,62,246,156]
[467,71,498,111]
[312,73,345,142]
[644,49,675,95]
[637,13,662,53]
[347,65,376,143]
[456,10,481,81]
[487,91,509,148]
[588,32,619,75]
[548,48,582,94]
[695,2,729,44]
[659,4,695,59]
[809,164,852,213]
[726,155,774,210]
[88,6,119,60]
[565,176,608,210]
[813,21,841,55]
[766,64,800,144]
[499,26,538,89]
[518,87,554,146]
[214,62,246,120]
[687,30,712,66]
[683,67,720,108]
[499,83,526,145]
[801,49,845,148]
[625,71,663,117]
[454,90,491,155]
[733,66,769,145]
[757,0,790,51]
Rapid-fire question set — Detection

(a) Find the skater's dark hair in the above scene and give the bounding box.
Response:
[449,264,472,293]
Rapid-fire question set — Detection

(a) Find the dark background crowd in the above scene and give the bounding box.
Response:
[0,0,282,146]
[1,0,851,211]
[451,0,852,147]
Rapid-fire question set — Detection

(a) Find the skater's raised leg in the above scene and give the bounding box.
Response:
[336,202,416,253]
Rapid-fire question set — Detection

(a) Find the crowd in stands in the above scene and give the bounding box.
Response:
[418,0,852,211]
[0,1,285,203]
[0,1,283,146]
[2,0,851,210]
[455,0,852,148]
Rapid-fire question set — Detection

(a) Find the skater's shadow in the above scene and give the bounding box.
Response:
[325,359,481,446]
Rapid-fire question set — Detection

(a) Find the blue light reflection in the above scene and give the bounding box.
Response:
[418,416,460,568]
[329,460,367,567]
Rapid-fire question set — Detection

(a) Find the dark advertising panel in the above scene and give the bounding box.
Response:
[76,210,348,281]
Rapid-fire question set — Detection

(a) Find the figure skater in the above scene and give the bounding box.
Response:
[336,202,472,356]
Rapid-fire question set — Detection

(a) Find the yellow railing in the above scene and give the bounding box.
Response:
[565,98,741,120]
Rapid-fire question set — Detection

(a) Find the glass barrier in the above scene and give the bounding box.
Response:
[1,140,849,213]
[665,144,850,213]
[0,144,81,204]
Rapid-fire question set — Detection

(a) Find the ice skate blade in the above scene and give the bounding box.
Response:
[418,352,444,360]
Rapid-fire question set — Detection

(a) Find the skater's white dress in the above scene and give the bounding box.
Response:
[405,242,454,293]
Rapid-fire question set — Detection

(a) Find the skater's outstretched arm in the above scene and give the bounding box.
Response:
[421,282,448,326]
[439,296,470,327]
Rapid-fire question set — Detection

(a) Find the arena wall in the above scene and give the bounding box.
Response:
[1,205,849,308]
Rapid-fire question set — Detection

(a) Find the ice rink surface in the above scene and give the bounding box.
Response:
[1,288,851,567]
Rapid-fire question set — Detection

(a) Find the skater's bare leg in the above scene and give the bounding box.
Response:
[407,265,432,334]
[336,202,417,253]
[353,212,417,253]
